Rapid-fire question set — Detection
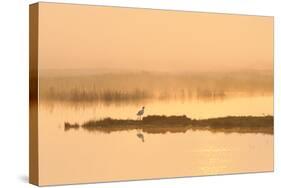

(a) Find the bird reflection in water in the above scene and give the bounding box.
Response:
[137,132,145,142]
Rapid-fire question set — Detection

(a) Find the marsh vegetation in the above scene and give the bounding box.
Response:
[40,69,273,104]
[65,115,273,134]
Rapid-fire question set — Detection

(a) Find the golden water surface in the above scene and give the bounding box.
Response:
[38,95,273,185]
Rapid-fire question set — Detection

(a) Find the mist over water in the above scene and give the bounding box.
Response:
[38,69,273,185]
[39,69,273,119]
[40,69,272,101]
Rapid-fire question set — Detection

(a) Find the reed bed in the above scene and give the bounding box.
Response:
[40,70,273,103]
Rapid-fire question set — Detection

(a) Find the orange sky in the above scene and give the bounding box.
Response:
[38,3,273,72]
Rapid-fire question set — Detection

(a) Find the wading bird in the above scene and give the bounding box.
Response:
[136,106,145,120]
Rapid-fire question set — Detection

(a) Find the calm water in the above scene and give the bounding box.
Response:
[38,95,273,185]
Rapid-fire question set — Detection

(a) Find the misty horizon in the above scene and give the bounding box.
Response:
[38,3,273,71]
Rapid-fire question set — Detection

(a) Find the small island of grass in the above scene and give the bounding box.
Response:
[64,115,273,135]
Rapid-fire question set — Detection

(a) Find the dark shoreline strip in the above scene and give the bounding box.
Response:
[65,115,273,135]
